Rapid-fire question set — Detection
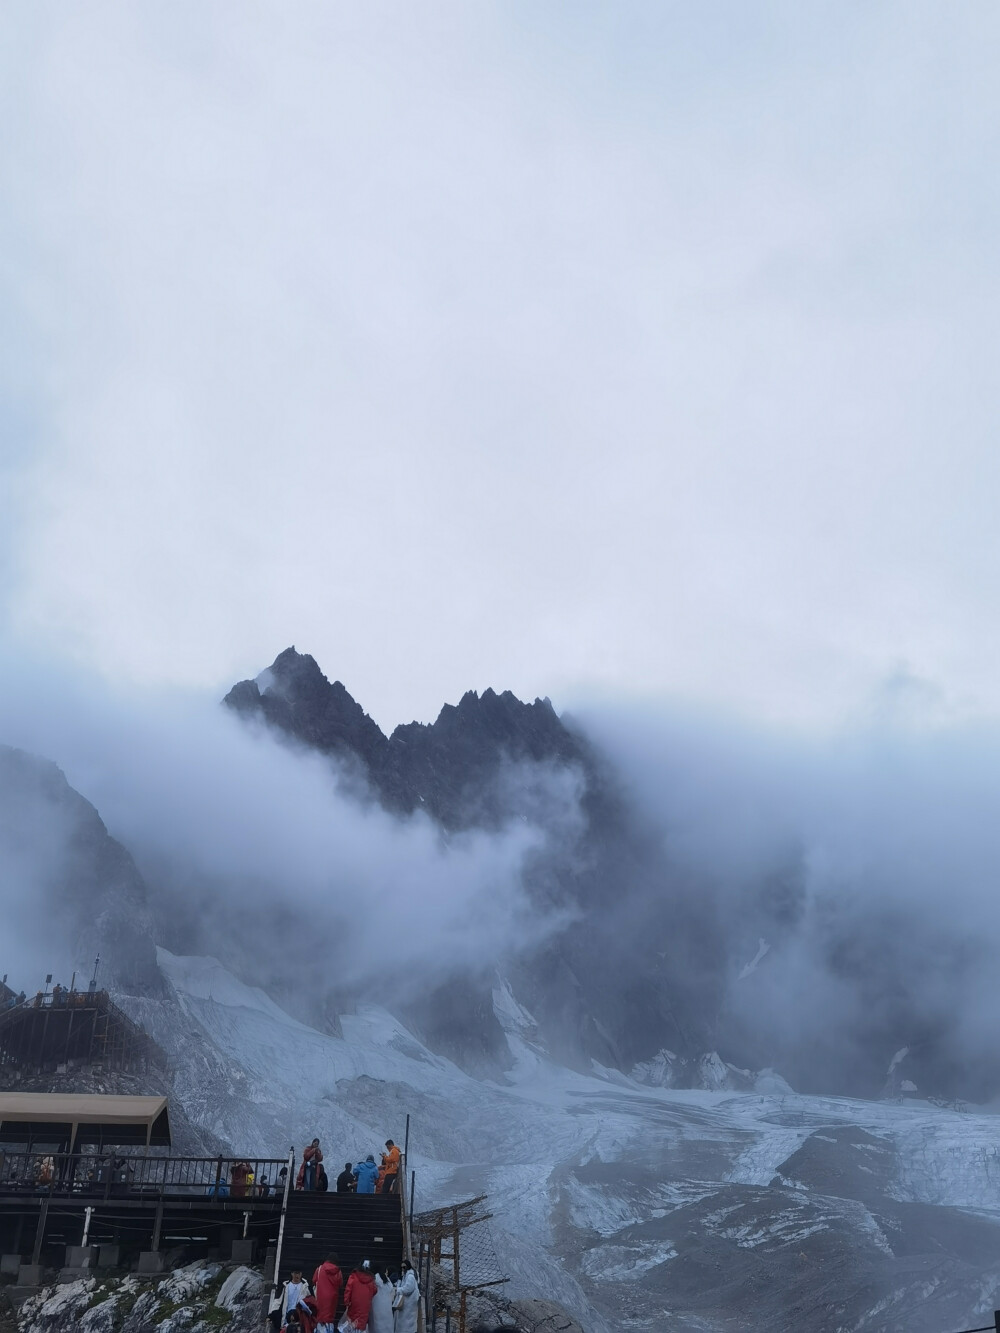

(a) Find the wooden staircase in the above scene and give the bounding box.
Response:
[279,1191,404,1287]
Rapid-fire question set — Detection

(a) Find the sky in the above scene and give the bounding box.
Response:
[2,2,999,732]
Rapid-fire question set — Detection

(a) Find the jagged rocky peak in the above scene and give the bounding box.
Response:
[224,647,388,771]
[224,648,592,828]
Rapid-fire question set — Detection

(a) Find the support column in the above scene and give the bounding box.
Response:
[138,1204,166,1275]
[31,1199,49,1265]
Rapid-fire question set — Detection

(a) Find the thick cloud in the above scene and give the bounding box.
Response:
[6,637,1000,1096]
[0,650,580,1014]
[581,693,1000,1095]
[2,3,1000,728]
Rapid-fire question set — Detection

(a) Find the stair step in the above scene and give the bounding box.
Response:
[278,1194,404,1287]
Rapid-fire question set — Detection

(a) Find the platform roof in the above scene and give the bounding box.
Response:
[0,1093,171,1147]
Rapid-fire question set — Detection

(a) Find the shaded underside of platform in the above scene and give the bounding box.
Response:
[0,1194,282,1265]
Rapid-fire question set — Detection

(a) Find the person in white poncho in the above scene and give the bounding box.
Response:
[369,1269,395,1333]
[392,1260,419,1333]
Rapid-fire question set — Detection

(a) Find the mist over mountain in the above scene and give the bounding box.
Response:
[10,650,1000,1328]
[0,744,160,992]
[216,648,1000,1104]
[223,648,724,1077]
[4,648,1000,1105]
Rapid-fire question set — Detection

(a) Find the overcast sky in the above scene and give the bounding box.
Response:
[2,2,998,732]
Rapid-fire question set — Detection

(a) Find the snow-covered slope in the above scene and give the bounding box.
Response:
[124,951,1000,1333]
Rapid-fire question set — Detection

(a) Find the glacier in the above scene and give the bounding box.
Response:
[118,948,1000,1333]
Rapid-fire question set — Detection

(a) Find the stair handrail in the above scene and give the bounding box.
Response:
[397,1132,425,1333]
[271,1146,295,1301]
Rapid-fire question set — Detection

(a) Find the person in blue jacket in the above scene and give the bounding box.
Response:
[352,1154,379,1194]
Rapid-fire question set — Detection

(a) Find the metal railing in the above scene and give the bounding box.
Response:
[0,1151,288,1201]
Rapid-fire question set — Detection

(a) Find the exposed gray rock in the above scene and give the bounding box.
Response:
[15,1263,263,1333]
[511,1298,586,1332]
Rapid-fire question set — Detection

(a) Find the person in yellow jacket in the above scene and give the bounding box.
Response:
[378,1140,401,1194]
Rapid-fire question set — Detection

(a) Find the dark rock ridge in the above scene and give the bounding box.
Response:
[224,646,589,829]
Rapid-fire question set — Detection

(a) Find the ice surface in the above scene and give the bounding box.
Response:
[133,951,1000,1333]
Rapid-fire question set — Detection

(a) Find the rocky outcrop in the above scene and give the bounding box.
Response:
[16,1263,264,1333]
[630,1048,794,1093]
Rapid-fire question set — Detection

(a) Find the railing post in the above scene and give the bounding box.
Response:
[409,1169,416,1239]
[994,1312,1000,1332]
[271,1147,295,1298]
[404,1113,410,1167]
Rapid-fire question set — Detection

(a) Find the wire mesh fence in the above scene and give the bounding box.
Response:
[412,1196,510,1332]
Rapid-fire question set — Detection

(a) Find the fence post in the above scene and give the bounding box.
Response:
[993,1312,1000,1332]
[409,1170,416,1238]
[404,1114,410,1167]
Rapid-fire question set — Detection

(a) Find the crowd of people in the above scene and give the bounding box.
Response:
[269,1256,420,1333]
[264,1133,414,1331]
[295,1139,402,1196]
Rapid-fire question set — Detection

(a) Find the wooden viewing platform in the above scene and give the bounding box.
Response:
[0,1152,288,1270]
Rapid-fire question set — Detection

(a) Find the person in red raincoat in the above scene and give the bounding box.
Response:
[343,1260,376,1330]
[230,1160,252,1198]
[312,1255,343,1332]
[296,1139,323,1191]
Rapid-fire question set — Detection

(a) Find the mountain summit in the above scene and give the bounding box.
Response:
[224,647,589,828]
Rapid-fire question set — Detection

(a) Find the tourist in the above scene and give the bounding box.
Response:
[344,1259,377,1331]
[379,1140,401,1194]
[336,1162,356,1193]
[312,1253,343,1333]
[316,1162,329,1192]
[370,1268,395,1333]
[352,1154,379,1194]
[392,1261,419,1333]
[230,1159,252,1197]
[298,1138,323,1191]
[268,1268,313,1332]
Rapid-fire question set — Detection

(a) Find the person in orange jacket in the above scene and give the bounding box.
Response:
[378,1140,401,1194]
[297,1138,323,1191]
